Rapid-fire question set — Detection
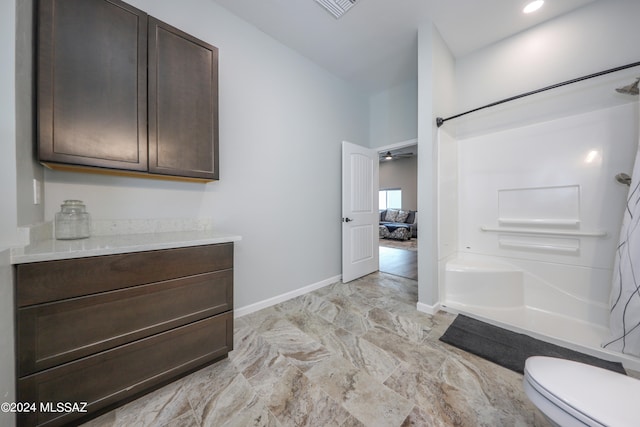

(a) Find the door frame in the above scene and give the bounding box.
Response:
[377,138,419,280]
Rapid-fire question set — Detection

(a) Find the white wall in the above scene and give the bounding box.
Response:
[457,0,640,111]
[16,0,43,228]
[43,0,369,308]
[432,20,458,299]
[369,80,417,148]
[437,128,457,261]
[1,0,19,247]
[1,0,18,424]
[417,22,456,309]
[379,157,417,211]
[454,0,640,138]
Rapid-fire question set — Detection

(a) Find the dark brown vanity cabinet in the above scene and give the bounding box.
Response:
[14,243,234,427]
[38,0,219,181]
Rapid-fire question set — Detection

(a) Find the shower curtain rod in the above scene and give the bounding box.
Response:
[435,60,640,128]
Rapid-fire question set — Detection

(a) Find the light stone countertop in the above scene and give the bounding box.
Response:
[10,219,241,264]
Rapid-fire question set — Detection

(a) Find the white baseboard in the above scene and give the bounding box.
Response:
[235,274,342,318]
[416,301,442,315]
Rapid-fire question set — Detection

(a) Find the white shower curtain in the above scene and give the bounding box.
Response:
[603,142,640,357]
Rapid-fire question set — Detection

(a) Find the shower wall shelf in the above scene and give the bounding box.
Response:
[481,226,607,238]
[497,218,580,227]
[498,240,580,254]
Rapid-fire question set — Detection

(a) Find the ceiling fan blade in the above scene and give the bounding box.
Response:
[379,150,415,160]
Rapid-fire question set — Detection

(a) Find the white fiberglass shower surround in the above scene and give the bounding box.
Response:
[437,72,640,370]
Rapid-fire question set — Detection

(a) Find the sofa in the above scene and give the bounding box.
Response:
[379,209,417,240]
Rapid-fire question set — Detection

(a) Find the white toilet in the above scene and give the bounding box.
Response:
[523,356,640,427]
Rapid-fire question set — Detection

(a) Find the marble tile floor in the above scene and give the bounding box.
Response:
[82,272,550,427]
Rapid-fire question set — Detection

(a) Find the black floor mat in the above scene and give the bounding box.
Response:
[439,314,626,375]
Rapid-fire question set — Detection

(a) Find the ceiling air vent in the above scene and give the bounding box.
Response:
[314,0,359,19]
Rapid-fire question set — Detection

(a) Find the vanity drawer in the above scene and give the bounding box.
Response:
[18,312,233,427]
[18,269,233,376]
[16,243,233,306]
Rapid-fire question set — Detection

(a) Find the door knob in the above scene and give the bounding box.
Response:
[343,217,353,223]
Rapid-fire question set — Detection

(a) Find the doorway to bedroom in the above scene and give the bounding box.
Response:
[378,144,418,280]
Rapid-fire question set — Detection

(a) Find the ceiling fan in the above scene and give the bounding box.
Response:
[379,150,414,161]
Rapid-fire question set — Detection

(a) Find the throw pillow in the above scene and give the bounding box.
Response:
[396,210,409,223]
[406,211,415,224]
[384,209,399,222]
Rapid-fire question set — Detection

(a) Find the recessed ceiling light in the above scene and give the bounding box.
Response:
[523,0,544,14]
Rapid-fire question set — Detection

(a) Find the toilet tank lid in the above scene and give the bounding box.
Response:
[525,356,639,427]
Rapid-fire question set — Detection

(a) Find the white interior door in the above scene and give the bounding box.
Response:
[342,141,379,282]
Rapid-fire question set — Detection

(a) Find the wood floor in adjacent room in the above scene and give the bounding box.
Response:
[379,238,417,280]
[81,272,548,427]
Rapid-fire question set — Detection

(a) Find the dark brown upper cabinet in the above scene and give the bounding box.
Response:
[148,17,219,180]
[38,0,148,171]
[37,0,219,182]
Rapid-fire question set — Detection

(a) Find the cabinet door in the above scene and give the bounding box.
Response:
[38,0,148,171]
[148,17,219,180]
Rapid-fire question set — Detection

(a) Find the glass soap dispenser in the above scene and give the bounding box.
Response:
[55,200,91,240]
